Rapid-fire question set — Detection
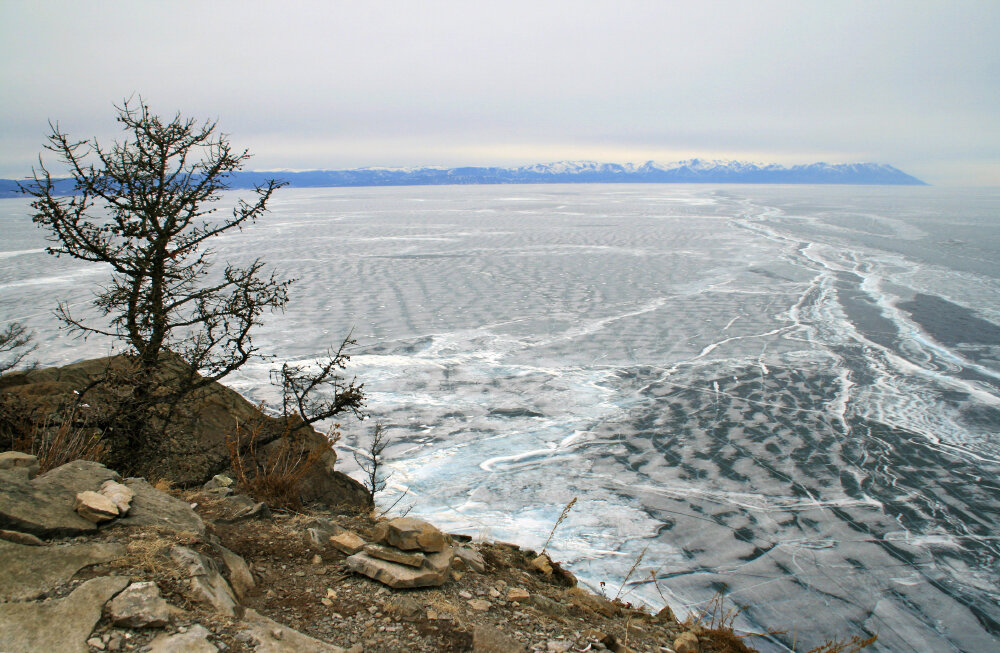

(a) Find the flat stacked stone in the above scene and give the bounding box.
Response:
[345,517,453,588]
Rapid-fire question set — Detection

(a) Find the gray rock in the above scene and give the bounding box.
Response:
[221,493,255,510]
[364,542,425,568]
[114,478,205,536]
[240,608,346,652]
[345,546,452,588]
[107,581,172,628]
[169,545,239,616]
[99,480,135,514]
[214,499,271,523]
[0,451,40,479]
[530,593,569,617]
[454,545,486,573]
[372,517,448,552]
[0,575,130,653]
[75,490,119,523]
[148,624,218,653]
[0,539,125,601]
[0,528,45,546]
[473,623,527,652]
[304,518,345,548]
[385,596,424,620]
[203,474,234,491]
[305,527,326,548]
[305,517,346,536]
[0,460,118,537]
[213,543,255,601]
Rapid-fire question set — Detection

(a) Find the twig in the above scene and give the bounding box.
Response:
[614,545,648,601]
[541,496,577,555]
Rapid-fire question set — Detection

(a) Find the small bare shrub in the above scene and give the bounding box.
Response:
[226,411,335,509]
[353,421,390,503]
[614,545,648,601]
[0,322,36,374]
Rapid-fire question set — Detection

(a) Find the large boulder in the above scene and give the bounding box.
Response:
[0,575,130,653]
[0,451,40,479]
[0,460,118,537]
[0,539,125,601]
[114,478,205,536]
[0,357,371,511]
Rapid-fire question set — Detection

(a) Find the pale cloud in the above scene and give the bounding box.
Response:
[2,1,998,185]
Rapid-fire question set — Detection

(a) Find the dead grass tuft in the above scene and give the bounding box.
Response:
[541,496,577,555]
[805,634,879,653]
[110,528,191,575]
[225,410,331,509]
[11,407,107,473]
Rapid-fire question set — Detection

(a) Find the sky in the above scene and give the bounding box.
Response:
[1,1,998,186]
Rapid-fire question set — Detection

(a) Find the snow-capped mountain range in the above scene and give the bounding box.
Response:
[231,160,925,188]
[0,160,926,197]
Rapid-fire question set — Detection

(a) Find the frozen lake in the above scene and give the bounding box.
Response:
[2,184,999,651]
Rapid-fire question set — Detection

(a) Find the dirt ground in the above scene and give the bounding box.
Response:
[68,488,763,653]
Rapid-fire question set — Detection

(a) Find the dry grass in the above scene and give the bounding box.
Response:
[225,412,332,509]
[12,408,107,473]
[678,593,877,653]
[614,545,648,601]
[541,496,577,555]
[109,527,198,575]
[804,634,879,653]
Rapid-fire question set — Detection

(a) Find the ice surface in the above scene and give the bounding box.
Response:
[2,184,999,652]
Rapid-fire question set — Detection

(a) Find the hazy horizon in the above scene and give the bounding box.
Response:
[2,1,998,186]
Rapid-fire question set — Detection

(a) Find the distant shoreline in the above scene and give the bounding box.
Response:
[0,160,927,198]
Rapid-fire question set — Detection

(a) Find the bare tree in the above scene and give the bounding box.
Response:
[272,333,366,429]
[353,421,391,503]
[0,322,36,374]
[23,99,293,468]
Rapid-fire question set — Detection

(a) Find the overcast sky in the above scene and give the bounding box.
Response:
[2,1,998,185]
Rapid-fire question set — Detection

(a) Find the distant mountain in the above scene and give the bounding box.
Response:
[0,160,926,197]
